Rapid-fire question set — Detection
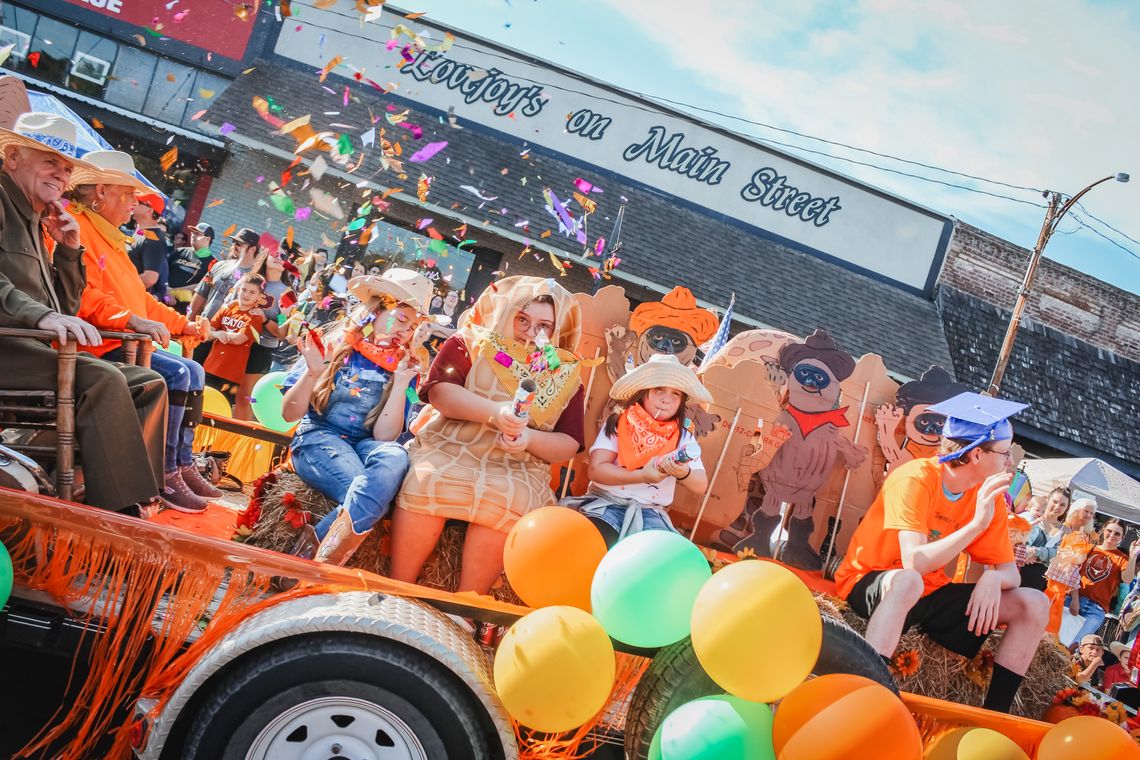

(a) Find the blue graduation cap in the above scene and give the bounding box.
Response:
[927,392,1029,463]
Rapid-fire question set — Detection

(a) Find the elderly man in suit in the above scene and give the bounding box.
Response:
[0,112,166,514]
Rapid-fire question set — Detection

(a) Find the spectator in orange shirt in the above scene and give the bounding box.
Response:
[68,151,221,513]
[203,273,268,402]
[835,392,1049,713]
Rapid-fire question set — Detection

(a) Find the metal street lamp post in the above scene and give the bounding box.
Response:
[987,172,1130,394]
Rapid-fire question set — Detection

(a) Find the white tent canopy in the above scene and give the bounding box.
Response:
[1022,457,1140,524]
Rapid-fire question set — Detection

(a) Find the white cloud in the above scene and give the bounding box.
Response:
[598,0,1140,286]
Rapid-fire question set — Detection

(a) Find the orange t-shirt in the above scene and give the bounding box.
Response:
[204,303,264,383]
[835,457,1015,599]
[1079,547,1129,612]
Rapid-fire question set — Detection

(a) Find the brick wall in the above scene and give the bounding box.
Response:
[940,222,1140,362]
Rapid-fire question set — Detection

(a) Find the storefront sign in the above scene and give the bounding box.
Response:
[277,3,950,293]
[60,0,260,61]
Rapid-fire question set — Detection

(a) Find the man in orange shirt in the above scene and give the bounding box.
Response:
[835,392,1049,713]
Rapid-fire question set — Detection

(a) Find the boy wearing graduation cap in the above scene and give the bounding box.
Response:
[835,392,1049,713]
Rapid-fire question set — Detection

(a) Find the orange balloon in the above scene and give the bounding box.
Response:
[1036,716,1140,760]
[503,506,607,610]
[773,674,922,760]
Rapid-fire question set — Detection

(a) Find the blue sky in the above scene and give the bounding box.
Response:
[396,0,1140,294]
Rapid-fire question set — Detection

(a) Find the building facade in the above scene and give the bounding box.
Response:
[11,1,1138,476]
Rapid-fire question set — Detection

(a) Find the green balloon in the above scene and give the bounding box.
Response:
[660,695,775,760]
[250,371,294,432]
[649,724,663,760]
[589,530,711,647]
[0,541,12,610]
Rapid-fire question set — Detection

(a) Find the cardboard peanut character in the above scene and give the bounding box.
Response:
[604,286,718,380]
[875,366,967,474]
[604,286,720,437]
[730,329,868,570]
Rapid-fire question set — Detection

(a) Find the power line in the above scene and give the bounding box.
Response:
[1070,212,1140,261]
[1075,201,1140,249]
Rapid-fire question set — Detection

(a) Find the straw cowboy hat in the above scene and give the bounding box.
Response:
[609,353,714,405]
[0,112,92,168]
[68,149,164,211]
[348,268,435,316]
[1109,640,1133,663]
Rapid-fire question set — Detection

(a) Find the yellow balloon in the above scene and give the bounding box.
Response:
[493,606,615,733]
[690,560,821,702]
[202,386,232,418]
[924,728,971,760]
[957,728,1027,760]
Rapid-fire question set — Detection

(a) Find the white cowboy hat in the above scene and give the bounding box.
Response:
[68,150,165,212]
[0,112,91,168]
[609,353,714,406]
[1110,640,1133,662]
[348,268,435,316]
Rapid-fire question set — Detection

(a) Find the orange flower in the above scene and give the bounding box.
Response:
[892,649,922,679]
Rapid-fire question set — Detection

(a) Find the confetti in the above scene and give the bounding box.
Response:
[160,146,178,171]
[405,386,421,404]
[573,178,595,194]
[206,198,225,208]
[198,88,215,98]
[459,185,498,202]
[494,352,513,368]
[219,122,236,135]
[222,223,238,238]
[189,110,206,121]
[319,55,343,83]
[408,140,448,163]
[0,43,14,67]
[91,117,104,128]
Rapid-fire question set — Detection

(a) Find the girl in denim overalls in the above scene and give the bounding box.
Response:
[280,270,433,565]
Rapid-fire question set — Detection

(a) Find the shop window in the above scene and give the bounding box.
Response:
[0,6,36,69]
[66,31,118,99]
[142,57,194,124]
[103,45,156,113]
[181,70,231,130]
[367,218,476,294]
[23,16,78,86]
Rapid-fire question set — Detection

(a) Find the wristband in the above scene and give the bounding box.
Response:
[676,467,691,481]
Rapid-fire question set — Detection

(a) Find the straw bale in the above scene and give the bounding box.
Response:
[245,471,523,605]
[817,594,1072,720]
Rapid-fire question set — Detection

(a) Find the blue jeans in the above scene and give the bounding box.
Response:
[108,347,204,472]
[1067,594,1108,643]
[290,428,409,540]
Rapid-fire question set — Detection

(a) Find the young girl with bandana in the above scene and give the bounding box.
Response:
[565,354,712,546]
[281,270,433,565]
[390,276,587,596]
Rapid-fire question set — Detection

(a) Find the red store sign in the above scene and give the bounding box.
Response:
[61,0,262,61]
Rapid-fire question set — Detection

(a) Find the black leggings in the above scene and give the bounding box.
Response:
[586,515,619,549]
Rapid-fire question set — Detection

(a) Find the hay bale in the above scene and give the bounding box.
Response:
[244,471,524,606]
[817,594,1072,720]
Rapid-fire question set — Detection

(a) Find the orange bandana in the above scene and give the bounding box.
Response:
[616,402,680,470]
[345,330,404,372]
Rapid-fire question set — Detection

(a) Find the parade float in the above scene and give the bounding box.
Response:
[1,283,1137,760]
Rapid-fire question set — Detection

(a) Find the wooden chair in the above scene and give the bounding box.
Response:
[0,327,153,501]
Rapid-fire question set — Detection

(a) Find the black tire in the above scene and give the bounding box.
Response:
[624,616,896,760]
[181,634,499,760]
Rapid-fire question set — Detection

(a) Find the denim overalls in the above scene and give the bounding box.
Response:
[285,352,410,540]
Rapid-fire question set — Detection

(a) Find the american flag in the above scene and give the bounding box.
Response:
[703,293,735,366]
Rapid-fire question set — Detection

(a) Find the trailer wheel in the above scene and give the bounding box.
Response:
[624,616,895,760]
[182,634,497,760]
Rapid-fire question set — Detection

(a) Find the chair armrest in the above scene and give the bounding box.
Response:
[0,327,151,344]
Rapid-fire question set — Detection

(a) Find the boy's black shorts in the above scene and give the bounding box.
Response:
[847,570,988,658]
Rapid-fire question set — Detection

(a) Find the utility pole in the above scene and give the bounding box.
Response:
[987,173,1129,394]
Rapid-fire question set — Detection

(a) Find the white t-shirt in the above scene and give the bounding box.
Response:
[589,428,705,507]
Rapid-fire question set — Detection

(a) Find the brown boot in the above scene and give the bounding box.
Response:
[161,470,208,513]
[180,463,224,498]
[314,509,369,566]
